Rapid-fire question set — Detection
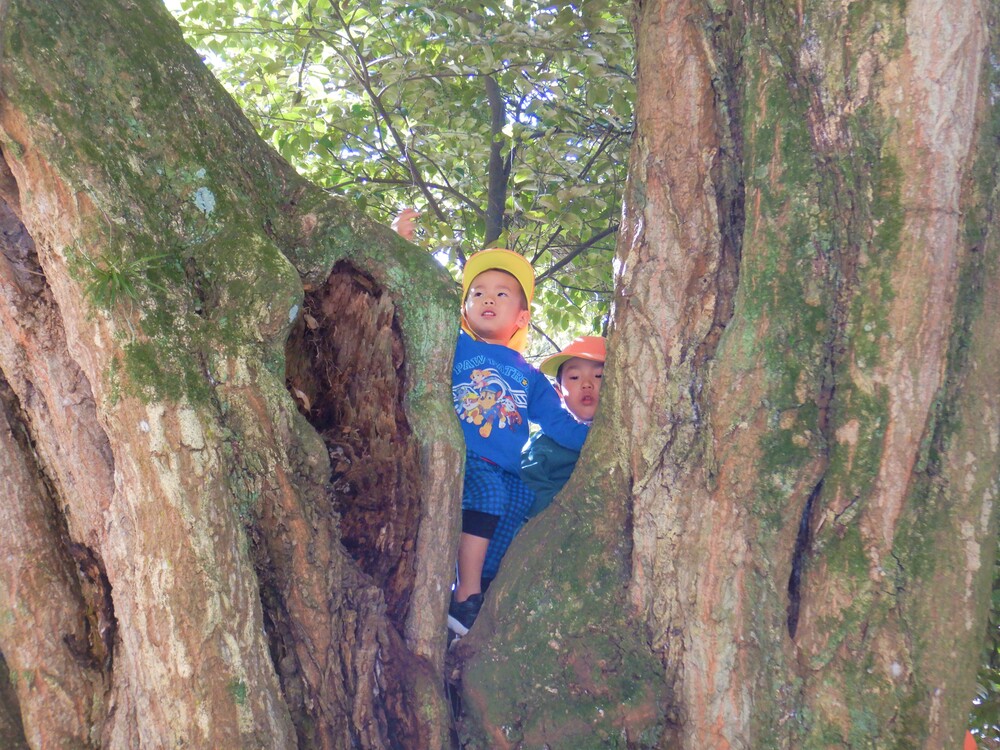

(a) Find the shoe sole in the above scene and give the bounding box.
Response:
[447,614,470,636]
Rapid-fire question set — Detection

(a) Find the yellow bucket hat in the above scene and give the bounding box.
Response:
[461,248,535,352]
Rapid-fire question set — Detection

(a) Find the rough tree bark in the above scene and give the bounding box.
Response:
[458,1,1000,749]
[0,1,462,748]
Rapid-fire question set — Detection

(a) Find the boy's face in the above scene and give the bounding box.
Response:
[464,269,530,345]
[558,357,604,423]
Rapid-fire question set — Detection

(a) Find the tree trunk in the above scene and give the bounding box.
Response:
[0,1,461,747]
[458,1,1000,748]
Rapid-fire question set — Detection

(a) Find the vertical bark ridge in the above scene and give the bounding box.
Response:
[0,373,107,748]
[0,176,116,743]
[770,0,885,649]
[882,3,999,744]
[0,186,116,550]
[606,1,749,745]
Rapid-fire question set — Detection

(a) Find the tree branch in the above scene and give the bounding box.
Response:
[535,224,619,283]
[318,10,451,224]
[485,74,508,246]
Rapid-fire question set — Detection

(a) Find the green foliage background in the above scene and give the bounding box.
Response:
[169,0,634,359]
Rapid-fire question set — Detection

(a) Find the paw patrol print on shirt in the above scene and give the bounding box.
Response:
[453,368,527,438]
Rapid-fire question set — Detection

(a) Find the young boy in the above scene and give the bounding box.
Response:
[448,248,590,635]
[517,335,606,519]
[478,336,606,590]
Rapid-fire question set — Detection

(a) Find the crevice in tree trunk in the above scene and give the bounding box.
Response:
[285,261,422,631]
[243,519,313,746]
[0,146,21,216]
[787,478,823,638]
[0,649,28,749]
[701,5,746,368]
[0,184,42,298]
[62,543,117,676]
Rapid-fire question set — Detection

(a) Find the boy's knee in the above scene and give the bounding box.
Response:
[462,509,500,538]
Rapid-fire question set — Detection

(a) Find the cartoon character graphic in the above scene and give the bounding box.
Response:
[453,367,525,438]
[470,369,491,389]
[497,395,522,430]
[455,385,482,424]
[477,388,501,438]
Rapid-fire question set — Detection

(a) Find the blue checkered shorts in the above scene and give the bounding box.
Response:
[463,451,535,579]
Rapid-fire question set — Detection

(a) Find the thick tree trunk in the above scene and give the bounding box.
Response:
[3,0,998,748]
[0,1,461,747]
[459,1,1000,748]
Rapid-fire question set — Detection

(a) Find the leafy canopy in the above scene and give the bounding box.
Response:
[169,0,634,356]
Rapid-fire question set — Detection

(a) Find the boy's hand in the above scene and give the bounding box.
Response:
[391,208,420,241]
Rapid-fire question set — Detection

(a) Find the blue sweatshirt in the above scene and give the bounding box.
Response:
[452,331,588,475]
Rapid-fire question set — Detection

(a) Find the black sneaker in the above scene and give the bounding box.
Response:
[447,593,484,636]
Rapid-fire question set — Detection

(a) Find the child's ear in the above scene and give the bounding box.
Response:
[515,309,530,328]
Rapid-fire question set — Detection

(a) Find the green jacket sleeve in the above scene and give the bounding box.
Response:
[520,432,580,518]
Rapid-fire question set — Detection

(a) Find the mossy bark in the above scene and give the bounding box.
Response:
[459,1,999,748]
[0,0,460,747]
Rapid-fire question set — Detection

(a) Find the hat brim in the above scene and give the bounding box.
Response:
[462,248,535,306]
[540,336,607,377]
[540,351,605,378]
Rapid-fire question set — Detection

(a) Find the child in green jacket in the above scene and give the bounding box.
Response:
[518,336,606,518]
[480,336,605,588]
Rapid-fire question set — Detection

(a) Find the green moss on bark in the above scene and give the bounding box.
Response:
[2,0,460,412]
[459,461,665,748]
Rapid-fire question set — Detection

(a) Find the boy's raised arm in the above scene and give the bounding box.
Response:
[526,370,589,451]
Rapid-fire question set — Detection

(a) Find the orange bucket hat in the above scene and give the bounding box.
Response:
[461,248,535,352]
[540,336,606,378]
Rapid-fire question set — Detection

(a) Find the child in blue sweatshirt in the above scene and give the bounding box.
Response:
[447,249,589,635]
